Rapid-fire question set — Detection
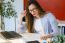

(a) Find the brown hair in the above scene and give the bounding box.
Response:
[26,0,45,33]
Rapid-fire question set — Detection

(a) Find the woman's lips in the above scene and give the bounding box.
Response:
[32,14,36,16]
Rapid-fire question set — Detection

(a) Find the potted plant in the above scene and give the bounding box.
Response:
[53,34,65,43]
[0,0,17,30]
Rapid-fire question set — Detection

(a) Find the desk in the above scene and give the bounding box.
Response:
[21,33,40,41]
[0,33,40,43]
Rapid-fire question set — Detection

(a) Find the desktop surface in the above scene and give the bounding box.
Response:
[0,32,41,43]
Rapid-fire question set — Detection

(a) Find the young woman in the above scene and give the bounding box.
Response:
[25,0,59,41]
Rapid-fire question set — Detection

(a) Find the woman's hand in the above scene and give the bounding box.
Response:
[39,34,53,43]
[40,34,47,40]
[40,34,53,40]
[21,10,26,16]
[39,34,47,43]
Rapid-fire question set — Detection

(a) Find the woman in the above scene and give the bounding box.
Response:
[25,0,59,41]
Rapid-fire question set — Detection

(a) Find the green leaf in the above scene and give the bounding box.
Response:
[11,0,14,2]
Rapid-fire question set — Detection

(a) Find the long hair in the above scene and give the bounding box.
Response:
[26,0,45,33]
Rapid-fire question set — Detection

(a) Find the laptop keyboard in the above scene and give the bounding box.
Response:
[1,31,22,39]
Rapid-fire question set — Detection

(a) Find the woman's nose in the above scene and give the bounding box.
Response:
[31,11,35,15]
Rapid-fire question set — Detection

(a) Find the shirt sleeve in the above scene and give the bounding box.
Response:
[48,13,60,36]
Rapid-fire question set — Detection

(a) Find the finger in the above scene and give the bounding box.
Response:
[40,36,43,40]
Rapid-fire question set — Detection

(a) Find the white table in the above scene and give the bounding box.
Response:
[0,33,40,43]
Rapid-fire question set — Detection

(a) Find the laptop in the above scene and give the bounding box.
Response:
[1,31,22,39]
[27,40,40,43]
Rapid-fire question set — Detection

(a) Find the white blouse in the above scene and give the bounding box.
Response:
[34,18,45,34]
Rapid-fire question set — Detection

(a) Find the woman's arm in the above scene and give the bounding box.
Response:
[18,14,24,33]
[18,10,26,33]
[40,13,60,40]
[48,13,60,36]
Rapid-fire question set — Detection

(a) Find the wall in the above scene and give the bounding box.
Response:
[24,0,65,20]
[4,0,23,31]
[36,0,65,20]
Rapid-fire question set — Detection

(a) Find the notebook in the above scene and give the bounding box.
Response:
[1,31,22,39]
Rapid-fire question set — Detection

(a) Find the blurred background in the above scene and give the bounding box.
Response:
[0,0,65,34]
[0,0,23,32]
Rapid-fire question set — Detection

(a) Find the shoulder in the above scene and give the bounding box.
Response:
[41,12,55,19]
[46,12,55,17]
[46,12,58,24]
[41,12,57,22]
[45,12,56,20]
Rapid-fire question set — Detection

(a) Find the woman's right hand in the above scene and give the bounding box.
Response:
[21,10,26,16]
[40,34,47,40]
[39,34,48,43]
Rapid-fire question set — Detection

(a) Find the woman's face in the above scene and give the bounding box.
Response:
[28,4,39,17]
